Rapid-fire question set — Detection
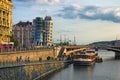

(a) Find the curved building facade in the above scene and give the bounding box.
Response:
[32,17,43,46]
[43,16,53,46]
[32,16,53,46]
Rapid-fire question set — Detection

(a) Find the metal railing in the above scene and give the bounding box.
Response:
[0,60,61,68]
[0,46,54,53]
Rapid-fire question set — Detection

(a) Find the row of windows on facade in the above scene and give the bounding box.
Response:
[35,26,53,29]
[0,19,9,22]
[35,35,52,39]
[0,31,9,35]
[44,22,53,25]
[0,13,9,18]
[44,38,52,41]
[34,25,53,28]
[32,30,52,33]
[13,28,32,31]
[44,33,52,36]
[37,35,52,38]
[44,36,52,39]
[0,0,12,2]
[0,22,10,26]
[32,32,52,35]
[14,34,32,37]
[0,18,10,22]
[14,34,31,37]
[0,3,11,8]
[15,37,32,40]
[47,38,52,41]
[34,22,53,25]
[0,4,12,12]
[0,27,9,31]
[0,11,11,26]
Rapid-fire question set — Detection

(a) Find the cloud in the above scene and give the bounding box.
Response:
[14,0,60,5]
[14,0,30,1]
[36,0,60,5]
[56,5,120,23]
[57,4,81,19]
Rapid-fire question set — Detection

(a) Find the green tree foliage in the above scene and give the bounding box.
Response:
[10,35,19,46]
[60,41,69,46]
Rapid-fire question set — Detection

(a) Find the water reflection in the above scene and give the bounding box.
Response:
[73,65,95,80]
[42,50,120,80]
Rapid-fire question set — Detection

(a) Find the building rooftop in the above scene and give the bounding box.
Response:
[45,16,52,20]
[35,17,43,20]
[14,21,32,27]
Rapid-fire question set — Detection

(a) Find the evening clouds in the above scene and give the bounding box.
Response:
[57,5,120,23]
[14,0,120,23]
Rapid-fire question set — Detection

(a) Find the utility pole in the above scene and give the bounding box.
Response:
[60,34,62,43]
[64,34,66,43]
[28,28,29,48]
[22,27,23,48]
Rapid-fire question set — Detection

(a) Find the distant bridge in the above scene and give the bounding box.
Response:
[94,45,120,59]
[57,45,93,57]
[57,45,120,59]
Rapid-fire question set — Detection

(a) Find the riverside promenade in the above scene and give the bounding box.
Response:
[0,47,70,80]
[0,47,57,62]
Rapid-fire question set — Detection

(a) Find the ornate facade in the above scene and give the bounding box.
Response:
[0,0,12,43]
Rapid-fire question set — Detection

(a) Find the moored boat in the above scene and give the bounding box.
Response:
[73,50,98,66]
[95,56,103,63]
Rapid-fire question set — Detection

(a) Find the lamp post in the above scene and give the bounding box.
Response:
[8,30,10,52]
[28,28,30,49]
[21,27,23,49]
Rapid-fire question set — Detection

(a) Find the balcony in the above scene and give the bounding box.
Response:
[6,34,10,37]
[0,32,2,36]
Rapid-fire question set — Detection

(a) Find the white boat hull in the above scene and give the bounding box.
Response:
[73,60,95,66]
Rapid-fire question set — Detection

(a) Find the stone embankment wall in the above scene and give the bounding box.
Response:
[0,61,65,80]
[0,49,55,62]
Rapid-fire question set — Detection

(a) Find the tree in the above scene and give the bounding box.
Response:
[60,41,69,46]
[10,35,19,47]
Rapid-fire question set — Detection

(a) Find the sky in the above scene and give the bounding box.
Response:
[12,0,120,44]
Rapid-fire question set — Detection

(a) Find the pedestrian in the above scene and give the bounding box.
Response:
[28,57,30,62]
[16,57,19,62]
[47,56,50,60]
[39,57,42,62]
[25,56,28,63]
[19,56,22,64]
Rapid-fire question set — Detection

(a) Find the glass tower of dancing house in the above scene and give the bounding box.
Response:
[32,16,53,46]
[32,17,43,46]
[0,0,12,43]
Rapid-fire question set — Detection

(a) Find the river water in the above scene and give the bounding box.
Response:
[43,50,120,80]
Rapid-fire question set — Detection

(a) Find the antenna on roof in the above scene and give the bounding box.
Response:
[60,34,62,44]
[116,35,118,41]
[73,35,76,45]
